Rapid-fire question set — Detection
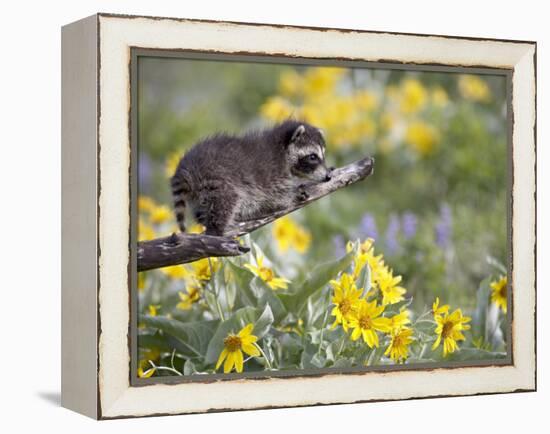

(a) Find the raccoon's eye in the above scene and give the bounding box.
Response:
[306,154,319,162]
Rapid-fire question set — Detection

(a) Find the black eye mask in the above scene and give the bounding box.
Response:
[296,156,319,173]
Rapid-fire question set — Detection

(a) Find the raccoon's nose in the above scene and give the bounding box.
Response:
[324,173,332,182]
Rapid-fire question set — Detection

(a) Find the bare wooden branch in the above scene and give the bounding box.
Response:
[138,156,374,272]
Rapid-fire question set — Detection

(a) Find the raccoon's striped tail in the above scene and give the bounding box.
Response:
[171,172,191,233]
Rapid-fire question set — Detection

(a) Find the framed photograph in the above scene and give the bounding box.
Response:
[61,13,536,419]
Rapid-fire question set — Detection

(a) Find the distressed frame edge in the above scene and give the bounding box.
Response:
[94,14,536,419]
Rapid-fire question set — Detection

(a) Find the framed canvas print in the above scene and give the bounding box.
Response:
[61,13,536,419]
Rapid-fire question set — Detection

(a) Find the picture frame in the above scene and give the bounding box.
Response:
[61,13,536,419]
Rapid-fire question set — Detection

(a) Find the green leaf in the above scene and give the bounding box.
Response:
[254,304,275,338]
[250,277,287,321]
[282,250,354,313]
[139,315,218,358]
[227,261,257,308]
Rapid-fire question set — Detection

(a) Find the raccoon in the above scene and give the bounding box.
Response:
[170,120,332,236]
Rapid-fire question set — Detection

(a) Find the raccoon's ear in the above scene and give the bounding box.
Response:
[290,125,306,143]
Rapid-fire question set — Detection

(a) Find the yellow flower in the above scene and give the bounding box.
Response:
[147,304,160,317]
[216,323,261,373]
[385,327,414,363]
[137,366,156,378]
[458,75,491,102]
[165,149,183,178]
[138,196,157,214]
[405,121,440,156]
[150,205,172,224]
[278,69,303,97]
[490,275,508,313]
[353,90,378,112]
[330,273,363,331]
[432,297,450,317]
[348,299,392,347]
[377,268,406,306]
[177,285,201,310]
[260,96,295,122]
[138,218,156,241]
[272,216,311,254]
[160,264,189,280]
[399,78,428,114]
[432,308,472,356]
[138,348,160,377]
[187,223,206,234]
[347,238,386,282]
[431,86,449,107]
[389,309,411,332]
[244,254,290,290]
[138,272,146,292]
[303,67,345,98]
[190,257,220,281]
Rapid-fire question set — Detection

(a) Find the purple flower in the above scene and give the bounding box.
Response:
[385,214,400,255]
[138,152,153,193]
[402,211,418,240]
[332,234,347,258]
[435,203,453,248]
[359,213,378,240]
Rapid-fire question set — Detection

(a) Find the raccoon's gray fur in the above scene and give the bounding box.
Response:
[171,120,332,236]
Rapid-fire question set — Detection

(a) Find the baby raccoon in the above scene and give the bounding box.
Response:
[171,120,332,236]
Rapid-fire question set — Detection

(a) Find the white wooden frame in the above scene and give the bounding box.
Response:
[61,13,536,419]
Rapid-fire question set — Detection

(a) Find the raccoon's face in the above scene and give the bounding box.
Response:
[287,124,333,183]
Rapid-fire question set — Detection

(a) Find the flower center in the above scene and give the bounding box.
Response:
[339,299,352,315]
[259,266,274,282]
[224,335,242,352]
[359,315,373,330]
[499,284,507,299]
[441,321,454,338]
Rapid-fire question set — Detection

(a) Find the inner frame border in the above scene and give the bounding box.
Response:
[128,47,514,387]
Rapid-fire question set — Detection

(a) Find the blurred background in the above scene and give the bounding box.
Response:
[138,56,508,313]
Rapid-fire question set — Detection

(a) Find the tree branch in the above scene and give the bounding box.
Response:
[138,156,374,272]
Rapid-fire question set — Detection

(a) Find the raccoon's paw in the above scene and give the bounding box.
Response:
[297,185,310,202]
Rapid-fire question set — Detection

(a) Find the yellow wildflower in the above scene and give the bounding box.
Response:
[244,254,290,290]
[137,366,156,378]
[385,327,414,363]
[353,90,378,112]
[347,238,386,282]
[138,218,155,241]
[160,264,188,280]
[399,78,428,114]
[458,75,491,102]
[147,304,160,317]
[190,257,220,281]
[177,285,201,310]
[490,275,508,313]
[377,268,407,306]
[138,348,160,377]
[330,273,363,331]
[348,299,392,347]
[272,216,311,253]
[138,272,146,292]
[150,205,172,224]
[187,223,206,234]
[389,309,411,332]
[432,308,472,356]
[431,86,449,107]
[165,149,182,178]
[138,196,157,214]
[405,121,440,156]
[303,67,345,98]
[278,69,303,97]
[216,323,260,373]
[260,96,295,122]
[432,297,450,317]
